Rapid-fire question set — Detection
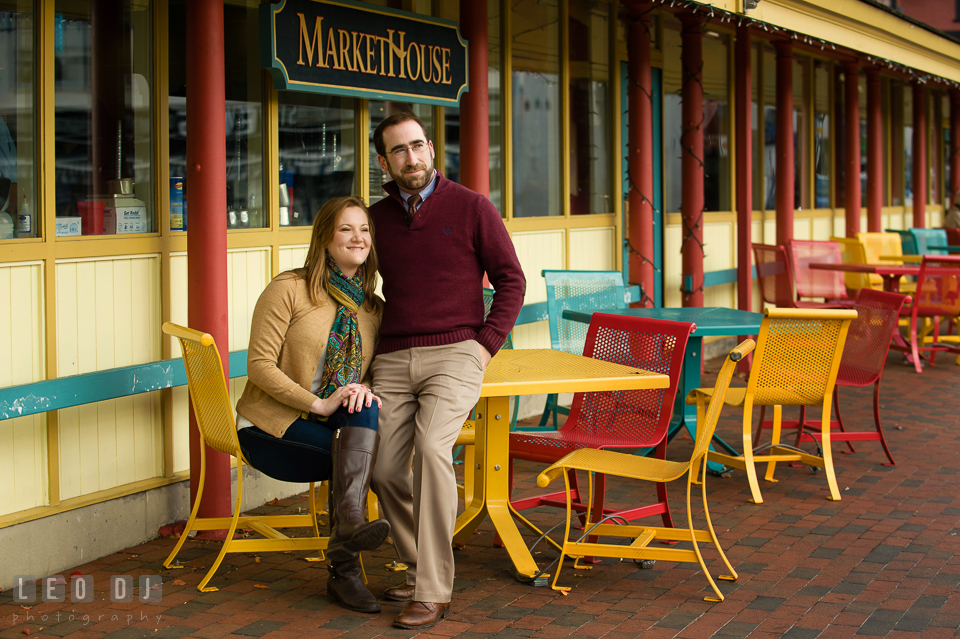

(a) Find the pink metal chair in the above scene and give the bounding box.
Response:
[788,240,855,306]
[753,243,846,310]
[794,289,910,466]
[891,255,960,373]
[508,313,694,534]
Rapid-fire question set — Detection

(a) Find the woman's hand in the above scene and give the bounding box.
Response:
[309,383,382,417]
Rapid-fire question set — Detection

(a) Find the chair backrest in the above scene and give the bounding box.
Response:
[788,239,847,300]
[859,232,903,288]
[483,287,513,349]
[914,256,960,317]
[542,270,627,355]
[831,237,873,292]
[564,313,694,446]
[837,289,910,387]
[747,308,857,407]
[884,229,917,255]
[944,227,960,246]
[752,244,796,308]
[163,322,242,458]
[910,228,949,256]
[691,340,756,463]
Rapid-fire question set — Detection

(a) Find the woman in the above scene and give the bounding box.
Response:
[235,196,388,614]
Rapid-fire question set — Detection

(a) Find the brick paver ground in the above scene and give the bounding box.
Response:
[2,348,959,638]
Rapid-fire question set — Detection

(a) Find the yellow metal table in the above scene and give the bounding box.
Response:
[453,349,670,583]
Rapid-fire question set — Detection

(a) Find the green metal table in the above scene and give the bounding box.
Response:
[562,306,763,473]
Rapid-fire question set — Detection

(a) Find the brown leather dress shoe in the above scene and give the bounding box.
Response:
[383,583,416,602]
[393,601,450,629]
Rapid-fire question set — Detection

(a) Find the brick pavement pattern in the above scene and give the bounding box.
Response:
[2,350,959,638]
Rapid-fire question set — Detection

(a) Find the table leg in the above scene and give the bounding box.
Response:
[453,396,542,581]
[884,275,921,366]
[665,337,733,474]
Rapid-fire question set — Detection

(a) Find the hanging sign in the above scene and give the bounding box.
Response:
[260,0,468,106]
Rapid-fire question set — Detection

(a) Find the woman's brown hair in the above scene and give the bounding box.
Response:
[302,196,380,311]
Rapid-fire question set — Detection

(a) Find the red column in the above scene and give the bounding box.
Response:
[625,1,655,307]
[913,82,927,228]
[736,26,752,312]
[459,0,489,198]
[186,0,231,523]
[844,61,861,237]
[866,67,883,232]
[680,14,703,308]
[775,40,793,247]
[950,90,960,204]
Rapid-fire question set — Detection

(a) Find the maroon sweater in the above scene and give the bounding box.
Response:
[370,172,526,356]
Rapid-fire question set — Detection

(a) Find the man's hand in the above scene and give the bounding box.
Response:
[477,343,492,370]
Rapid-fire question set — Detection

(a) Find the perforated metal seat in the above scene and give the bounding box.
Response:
[509,313,694,535]
[538,270,628,429]
[753,244,846,310]
[687,308,857,504]
[890,255,960,373]
[788,240,855,306]
[537,340,754,600]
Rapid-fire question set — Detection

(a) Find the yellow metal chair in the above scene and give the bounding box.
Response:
[162,322,336,592]
[688,308,857,505]
[535,340,754,601]
[832,236,873,295]
[858,231,916,293]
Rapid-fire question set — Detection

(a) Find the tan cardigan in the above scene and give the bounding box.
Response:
[236,270,382,438]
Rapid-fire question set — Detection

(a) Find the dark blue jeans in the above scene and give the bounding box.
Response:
[237,405,378,483]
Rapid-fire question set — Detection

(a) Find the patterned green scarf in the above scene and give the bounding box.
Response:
[317,252,364,400]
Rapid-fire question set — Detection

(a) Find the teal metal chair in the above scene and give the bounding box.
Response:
[886,229,918,255]
[909,228,950,255]
[538,270,628,429]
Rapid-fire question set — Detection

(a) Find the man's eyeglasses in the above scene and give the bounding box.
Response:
[386,141,428,160]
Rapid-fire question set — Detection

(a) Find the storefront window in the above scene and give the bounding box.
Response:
[904,86,913,206]
[54,0,153,236]
[762,47,776,211]
[278,93,356,227]
[368,101,433,206]
[813,61,831,209]
[488,0,502,211]
[794,58,808,210]
[703,31,730,212]
[0,4,35,240]
[890,81,904,207]
[859,73,867,202]
[168,0,263,231]
[751,43,761,212]
[511,0,560,217]
[930,92,940,205]
[568,0,611,215]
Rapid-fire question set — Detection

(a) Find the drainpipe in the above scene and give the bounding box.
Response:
[736,26,752,312]
[625,1,655,307]
[459,0,489,198]
[186,0,231,524]
[844,61,861,236]
[866,67,882,232]
[775,40,794,247]
[680,14,703,307]
[913,82,926,228]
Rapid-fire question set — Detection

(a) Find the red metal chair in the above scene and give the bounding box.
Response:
[753,243,846,310]
[788,239,855,306]
[891,255,960,373]
[944,227,960,247]
[793,289,910,466]
[508,313,694,534]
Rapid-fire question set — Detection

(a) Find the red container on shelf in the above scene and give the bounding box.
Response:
[78,201,104,235]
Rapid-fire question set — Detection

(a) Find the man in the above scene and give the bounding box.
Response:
[369,112,525,630]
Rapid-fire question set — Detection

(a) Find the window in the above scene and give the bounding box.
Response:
[813,60,831,209]
[0,3,35,239]
[568,0,611,215]
[55,0,153,236]
[511,0,560,217]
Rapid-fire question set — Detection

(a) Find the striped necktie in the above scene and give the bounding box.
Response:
[405,194,421,226]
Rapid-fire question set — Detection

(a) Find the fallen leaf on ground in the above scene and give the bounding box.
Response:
[253,584,270,589]
[171,579,187,586]
[69,571,82,579]
[255,557,261,563]
[266,498,279,505]
[22,629,31,635]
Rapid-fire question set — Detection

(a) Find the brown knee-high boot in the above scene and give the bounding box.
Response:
[327,427,391,563]
[327,553,380,613]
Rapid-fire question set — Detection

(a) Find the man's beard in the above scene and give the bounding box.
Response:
[390,161,434,192]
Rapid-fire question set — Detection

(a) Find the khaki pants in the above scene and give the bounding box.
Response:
[371,340,485,603]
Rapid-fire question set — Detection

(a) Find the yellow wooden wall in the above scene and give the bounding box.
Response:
[0,262,47,516]
[55,255,162,500]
